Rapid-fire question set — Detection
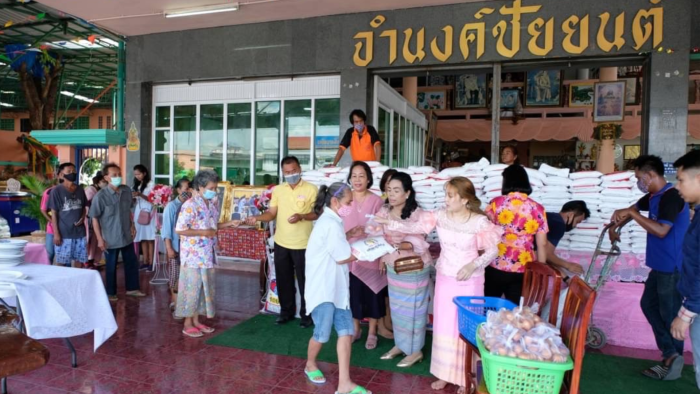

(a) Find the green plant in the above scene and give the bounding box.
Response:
[18,174,52,231]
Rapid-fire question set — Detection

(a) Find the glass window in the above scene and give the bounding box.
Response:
[284,100,312,171]
[154,154,170,177]
[392,112,400,167]
[255,101,281,185]
[398,116,406,167]
[156,107,170,128]
[173,105,196,182]
[0,119,14,131]
[199,104,224,178]
[227,103,252,185]
[314,98,340,169]
[377,108,390,166]
[155,177,170,186]
[154,129,169,152]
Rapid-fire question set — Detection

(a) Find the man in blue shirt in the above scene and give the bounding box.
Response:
[671,150,700,389]
[609,155,689,381]
[544,201,590,278]
[162,178,191,318]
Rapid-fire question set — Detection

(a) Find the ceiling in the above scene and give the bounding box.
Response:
[35,0,488,36]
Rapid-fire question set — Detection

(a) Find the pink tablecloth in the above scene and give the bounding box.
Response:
[556,250,649,282]
[592,282,692,352]
[25,242,50,265]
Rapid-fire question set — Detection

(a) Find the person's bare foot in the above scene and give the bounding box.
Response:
[431,380,448,391]
[378,326,394,339]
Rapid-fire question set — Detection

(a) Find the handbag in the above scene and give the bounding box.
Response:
[393,242,425,274]
[136,199,153,225]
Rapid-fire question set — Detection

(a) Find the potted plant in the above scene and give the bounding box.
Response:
[18,174,52,243]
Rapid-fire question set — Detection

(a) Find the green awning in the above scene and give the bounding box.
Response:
[31,129,126,146]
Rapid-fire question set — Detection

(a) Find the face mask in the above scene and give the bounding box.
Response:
[203,190,217,200]
[285,173,301,185]
[565,216,576,232]
[63,173,77,182]
[337,204,353,218]
[637,176,651,194]
[110,177,122,187]
[354,122,364,131]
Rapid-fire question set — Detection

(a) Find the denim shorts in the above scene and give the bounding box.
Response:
[310,302,354,344]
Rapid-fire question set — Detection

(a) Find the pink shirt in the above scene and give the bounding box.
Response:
[41,187,54,235]
[342,192,386,293]
[386,209,503,278]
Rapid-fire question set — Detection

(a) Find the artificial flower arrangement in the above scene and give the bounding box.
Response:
[147,184,173,231]
[253,185,275,213]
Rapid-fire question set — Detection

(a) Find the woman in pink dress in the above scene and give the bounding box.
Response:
[375,177,502,394]
[344,161,394,350]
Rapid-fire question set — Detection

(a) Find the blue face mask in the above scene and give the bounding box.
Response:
[203,190,217,200]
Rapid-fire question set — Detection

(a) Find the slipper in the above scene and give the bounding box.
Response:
[304,368,326,384]
[365,334,378,350]
[335,385,372,394]
[195,324,215,334]
[182,327,203,338]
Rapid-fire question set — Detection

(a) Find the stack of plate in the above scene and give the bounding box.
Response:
[0,239,27,268]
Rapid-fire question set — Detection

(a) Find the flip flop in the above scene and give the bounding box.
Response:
[335,385,372,394]
[182,327,203,338]
[195,324,215,334]
[304,368,326,384]
[365,334,378,350]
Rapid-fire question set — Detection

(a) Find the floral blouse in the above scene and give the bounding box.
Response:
[486,192,548,273]
[175,194,219,269]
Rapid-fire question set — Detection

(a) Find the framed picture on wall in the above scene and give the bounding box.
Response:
[217,182,232,223]
[525,70,562,106]
[417,91,447,110]
[569,82,595,107]
[454,74,488,108]
[620,77,639,105]
[500,89,520,109]
[594,81,626,122]
[624,145,641,160]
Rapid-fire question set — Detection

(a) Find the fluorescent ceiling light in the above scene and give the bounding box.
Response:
[165,2,239,18]
[0,90,14,94]
[61,91,98,104]
[0,103,13,107]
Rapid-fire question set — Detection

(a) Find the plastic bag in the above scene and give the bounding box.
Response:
[351,236,395,261]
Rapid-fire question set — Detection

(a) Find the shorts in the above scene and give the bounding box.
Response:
[54,237,88,266]
[310,302,354,344]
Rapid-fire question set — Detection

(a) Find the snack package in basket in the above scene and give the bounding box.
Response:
[478,303,571,363]
[351,236,395,261]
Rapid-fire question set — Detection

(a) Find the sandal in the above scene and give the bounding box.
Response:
[335,385,372,394]
[642,355,684,381]
[365,334,378,350]
[195,324,215,334]
[304,368,326,384]
[182,327,203,338]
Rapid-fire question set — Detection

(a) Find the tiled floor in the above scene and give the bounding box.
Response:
[4,268,693,394]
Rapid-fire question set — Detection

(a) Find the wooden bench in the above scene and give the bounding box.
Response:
[0,306,50,394]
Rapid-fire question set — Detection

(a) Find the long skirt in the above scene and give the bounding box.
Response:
[175,267,216,319]
[350,273,387,320]
[387,265,431,355]
[430,272,484,387]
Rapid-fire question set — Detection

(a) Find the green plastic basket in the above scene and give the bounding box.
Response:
[476,324,574,394]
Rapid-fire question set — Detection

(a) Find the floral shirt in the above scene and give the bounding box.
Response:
[175,194,219,269]
[486,192,548,273]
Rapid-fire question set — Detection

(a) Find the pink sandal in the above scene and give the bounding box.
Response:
[195,324,215,334]
[182,327,203,338]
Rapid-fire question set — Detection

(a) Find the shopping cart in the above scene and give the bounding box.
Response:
[583,221,627,349]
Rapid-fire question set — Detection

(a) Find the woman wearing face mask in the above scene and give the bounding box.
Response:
[162,178,191,316]
[303,182,372,394]
[371,172,433,368]
[344,161,393,350]
[175,170,240,337]
[132,164,156,271]
[330,109,382,167]
[84,172,108,269]
[374,177,502,393]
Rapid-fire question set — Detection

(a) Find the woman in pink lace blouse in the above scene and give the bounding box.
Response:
[375,177,502,394]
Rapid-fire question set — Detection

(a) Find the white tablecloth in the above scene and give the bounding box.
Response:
[2,263,117,351]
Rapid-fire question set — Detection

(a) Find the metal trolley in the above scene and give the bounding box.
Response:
[584,221,627,349]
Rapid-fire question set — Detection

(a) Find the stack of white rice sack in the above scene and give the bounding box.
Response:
[536,164,572,213]
[559,171,647,252]
[301,161,389,197]
[414,158,491,212]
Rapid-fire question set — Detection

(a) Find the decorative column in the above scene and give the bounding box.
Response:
[595,67,618,174]
[402,77,418,107]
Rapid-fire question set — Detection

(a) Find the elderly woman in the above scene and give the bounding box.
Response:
[175,170,240,338]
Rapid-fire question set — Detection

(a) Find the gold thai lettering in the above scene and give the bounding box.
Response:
[527,17,554,56]
[632,2,663,50]
[597,12,625,52]
[562,15,590,55]
[380,29,398,64]
[492,0,541,58]
[459,23,485,60]
[430,26,453,62]
[402,28,426,64]
[352,15,387,67]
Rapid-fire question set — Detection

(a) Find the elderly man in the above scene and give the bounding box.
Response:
[246,156,318,327]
